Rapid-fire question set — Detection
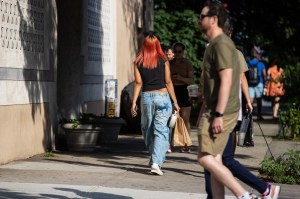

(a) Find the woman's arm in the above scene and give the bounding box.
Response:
[241,73,253,113]
[165,61,180,112]
[131,64,142,117]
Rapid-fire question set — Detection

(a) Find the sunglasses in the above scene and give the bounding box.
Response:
[198,14,213,21]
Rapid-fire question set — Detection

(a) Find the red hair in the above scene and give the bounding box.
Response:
[134,35,167,69]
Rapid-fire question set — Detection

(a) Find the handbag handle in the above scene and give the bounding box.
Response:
[245,112,252,119]
[169,111,178,128]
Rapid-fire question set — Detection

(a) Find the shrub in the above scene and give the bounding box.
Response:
[154,5,205,84]
[259,149,300,184]
[279,103,300,139]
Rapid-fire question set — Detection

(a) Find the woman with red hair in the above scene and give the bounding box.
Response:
[131,33,180,176]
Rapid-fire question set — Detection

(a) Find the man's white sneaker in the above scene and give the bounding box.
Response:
[263,185,281,199]
[250,193,261,199]
[150,163,163,176]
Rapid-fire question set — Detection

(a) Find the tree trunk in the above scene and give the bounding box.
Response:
[144,0,154,32]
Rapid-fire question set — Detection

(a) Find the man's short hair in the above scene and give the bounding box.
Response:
[173,42,186,51]
[204,0,229,29]
[223,17,234,36]
[162,45,172,53]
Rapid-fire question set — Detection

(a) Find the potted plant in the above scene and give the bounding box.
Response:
[60,113,125,151]
[60,115,102,152]
[90,115,126,144]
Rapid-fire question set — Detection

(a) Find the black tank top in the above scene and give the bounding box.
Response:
[138,57,166,92]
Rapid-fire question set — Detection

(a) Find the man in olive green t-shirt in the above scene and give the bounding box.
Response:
[197,1,254,199]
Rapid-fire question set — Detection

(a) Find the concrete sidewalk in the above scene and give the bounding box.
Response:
[0,119,299,199]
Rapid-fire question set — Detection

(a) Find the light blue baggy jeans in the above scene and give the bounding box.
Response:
[140,91,172,167]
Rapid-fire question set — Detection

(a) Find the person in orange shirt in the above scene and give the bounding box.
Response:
[265,59,285,119]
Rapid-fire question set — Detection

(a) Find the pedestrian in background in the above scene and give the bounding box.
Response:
[131,32,180,176]
[163,46,175,61]
[247,45,267,120]
[170,42,195,153]
[163,45,175,153]
[197,1,255,198]
[266,58,285,120]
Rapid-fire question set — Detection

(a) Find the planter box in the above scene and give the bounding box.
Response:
[62,124,102,152]
[96,118,125,144]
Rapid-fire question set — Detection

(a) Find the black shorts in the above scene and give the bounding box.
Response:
[174,85,191,107]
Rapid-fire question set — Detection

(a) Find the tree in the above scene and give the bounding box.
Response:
[154,0,300,102]
[154,1,206,83]
[154,0,300,65]
[144,0,154,32]
[224,0,300,65]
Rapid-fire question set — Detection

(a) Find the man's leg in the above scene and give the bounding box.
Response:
[199,112,252,198]
[204,131,237,198]
[211,154,225,198]
[222,132,268,194]
[198,153,248,198]
[272,97,280,118]
[204,169,212,199]
[255,83,264,120]
[257,97,263,118]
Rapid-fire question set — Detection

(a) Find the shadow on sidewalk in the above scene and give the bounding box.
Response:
[43,135,202,177]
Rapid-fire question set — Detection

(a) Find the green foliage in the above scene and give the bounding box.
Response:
[44,151,55,157]
[60,113,104,129]
[282,63,300,102]
[68,119,82,128]
[259,149,300,184]
[280,103,300,139]
[278,63,300,135]
[153,0,300,92]
[154,3,206,84]
[225,0,300,65]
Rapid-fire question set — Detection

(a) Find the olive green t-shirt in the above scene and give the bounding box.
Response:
[237,50,248,73]
[202,33,240,114]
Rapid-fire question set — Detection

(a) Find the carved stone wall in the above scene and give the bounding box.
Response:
[0,0,57,164]
[0,0,48,70]
[82,0,115,76]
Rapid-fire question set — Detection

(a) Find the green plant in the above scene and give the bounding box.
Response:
[59,113,95,128]
[282,63,300,103]
[259,149,300,184]
[67,119,82,128]
[154,4,205,84]
[279,103,300,139]
[59,113,120,129]
[44,151,55,157]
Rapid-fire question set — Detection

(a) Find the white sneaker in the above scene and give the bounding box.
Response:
[250,193,261,199]
[150,163,163,176]
[263,185,281,199]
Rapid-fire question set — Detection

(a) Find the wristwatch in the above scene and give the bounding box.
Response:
[211,112,224,117]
